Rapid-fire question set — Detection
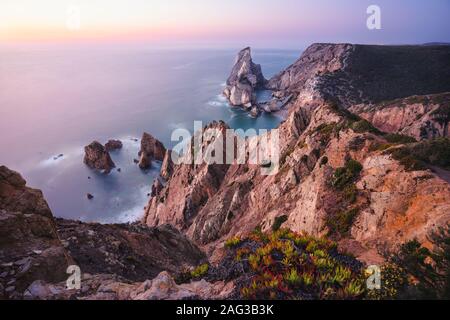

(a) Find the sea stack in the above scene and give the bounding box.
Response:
[138,132,166,170]
[105,139,123,152]
[223,47,267,108]
[83,141,116,174]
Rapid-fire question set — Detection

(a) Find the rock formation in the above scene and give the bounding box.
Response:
[84,141,115,174]
[138,133,166,170]
[160,149,174,180]
[0,166,208,299]
[223,47,266,108]
[105,139,123,152]
[349,93,450,140]
[144,43,450,265]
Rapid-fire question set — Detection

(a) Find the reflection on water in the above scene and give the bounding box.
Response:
[0,47,300,222]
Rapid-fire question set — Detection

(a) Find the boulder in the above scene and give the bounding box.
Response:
[138,133,166,170]
[84,141,115,174]
[105,139,123,152]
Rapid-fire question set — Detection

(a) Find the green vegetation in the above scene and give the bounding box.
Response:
[331,159,363,190]
[351,119,382,134]
[384,133,417,144]
[385,138,450,171]
[227,229,365,300]
[380,225,450,299]
[225,236,242,248]
[190,263,209,279]
[272,215,288,232]
[326,208,359,237]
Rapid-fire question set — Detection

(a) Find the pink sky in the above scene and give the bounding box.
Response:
[1,0,449,48]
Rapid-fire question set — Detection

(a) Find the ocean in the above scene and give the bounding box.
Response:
[0,46,300,223]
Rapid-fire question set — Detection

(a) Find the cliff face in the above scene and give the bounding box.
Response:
[0,166,206,299]
[269,44,450,107]
[349,93,450,140]
[144,43,450,264]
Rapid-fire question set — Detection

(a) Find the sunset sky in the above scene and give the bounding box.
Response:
[1,0,449,48]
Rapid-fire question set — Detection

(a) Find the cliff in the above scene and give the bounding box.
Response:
[145,43,450,264]
[0,166,207,299]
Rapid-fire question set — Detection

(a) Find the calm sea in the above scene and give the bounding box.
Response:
[0,46,300,222]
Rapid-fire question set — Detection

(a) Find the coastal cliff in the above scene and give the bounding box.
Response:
[145,43,450,265]
[1,43,450,300]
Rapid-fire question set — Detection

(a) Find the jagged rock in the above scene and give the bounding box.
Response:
[105,139,123,152]
[23,271,233,300]
[138,133,166,170]
[350,92,450,140]
[223,47,266,107]
[56,220,205,282]
[160,150,174,180]
[151,179,163,197]
[83,141,115,174]
[249,106,260,118]
[0,166,70,298]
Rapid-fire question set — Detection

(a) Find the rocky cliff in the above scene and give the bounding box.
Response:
[145,43,450,264]
[0,166,207,299]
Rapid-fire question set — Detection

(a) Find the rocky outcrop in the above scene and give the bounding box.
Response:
[105,139,123,152]
[143,121,231,233]
[144,103,450,265]
[0,166,208,300]
[23,271,233,300]
[349,93,450,140]
[160,150,174,180]
[269,43,450,108]
[0,166,70,299]
[223,47,266,107]
[56,219,205,282]
[138,133,166,170]
[84,141,115,174]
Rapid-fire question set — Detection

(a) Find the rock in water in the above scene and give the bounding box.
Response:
[84,141,116,174]
[105,139,123,152]
[138,132,166,170]
[223,47,267,107]
[160,149,174,180]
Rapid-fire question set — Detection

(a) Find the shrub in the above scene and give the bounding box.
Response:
[326,208,359,237]
[191,263,209,278]
[228,228,365,300]
[351,120,381,134]
[331,159,363,190]
[388,227,450,299]
[384,133,417,144]
[225,236,242,248]
[366,263,408,300]
[272,215,288,232]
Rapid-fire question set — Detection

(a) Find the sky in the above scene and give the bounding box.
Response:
[1,0,449,49]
